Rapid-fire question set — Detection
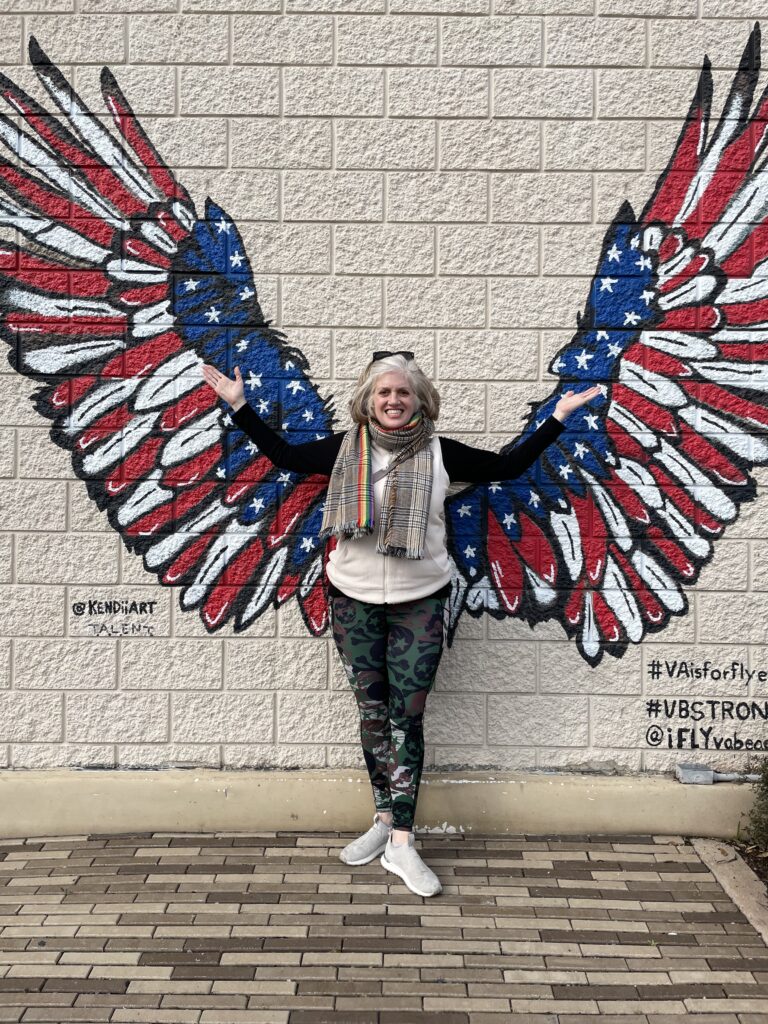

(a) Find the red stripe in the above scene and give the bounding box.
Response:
[565,584,584,626]
[682,380,768,428]
[101,332,182,379]
[162,444,221,489]
[643,110,704,225]
[613,549,665,625]
[122,237,171,269]
[0,162,115,248]
[515,512,557,584]
[487,513,523,615]
[6,314,126,336]
[159,384,217,431]
[77,403,133,451]
[268,478,327,547]
[722,220,768,278]
[612,384,678,435]
[623,342,691,379]
[223,456,275,504]
[646,526,697,579]
[591,589,622,644]
[300,576,330,636]
[572,493,606,586]
[679,422,748,485]
[721,296,768,326]
[717,342,768,362]
[50,374,96,409]
[222,537,265,587]
[118,283,169,308]
[658,305,720,331]
[105,91,191,206]
[277,573,301,604]
[658,252,709,295]
[603,471,650,524]
[163,533,217,586]
[5,92,146,218]
[105,436,163,495]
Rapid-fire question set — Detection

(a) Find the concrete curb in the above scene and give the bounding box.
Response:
[0,768,757,840]
[692,838,768,948]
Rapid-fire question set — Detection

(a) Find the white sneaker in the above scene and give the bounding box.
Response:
[339,813,392,865]
[380,831,442,897]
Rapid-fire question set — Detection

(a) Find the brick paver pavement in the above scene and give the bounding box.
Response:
[0,830,766,1023]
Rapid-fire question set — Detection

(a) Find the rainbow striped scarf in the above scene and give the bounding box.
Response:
[319,413,434,558]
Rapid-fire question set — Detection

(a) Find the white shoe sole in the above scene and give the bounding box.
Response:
[380,850,442,897]
[339,840,388,866]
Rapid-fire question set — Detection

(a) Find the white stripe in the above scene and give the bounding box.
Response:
[0,199,108,263]
[581,472,632,553]
[0,117,126,228]
[656,274,718,309]
[656,500,711,560]
[24,338,124,374]
[619,361,687,407]
[81,412,156,474]
[238,548,288,626]
[65,377,142,433]
[106,258,168,284]
[581,590,600,658]
[630,550,685,612]
[134,350,201,411]
[116,471,171,527]
[719,266,768,303]
[692,360,768,391]
[34,64,162,207]
[679,403,768,462]
[607,402,658,449]
[639,330,717,359]
[656,439,736,520]
[182,524,261,607]
[615,458,663,509]
[602,556,643,642]
[675,86,749,228]
[160,412,222,467]
[139,220,176,256]
[130,301,174,339]
[5,286,121,321]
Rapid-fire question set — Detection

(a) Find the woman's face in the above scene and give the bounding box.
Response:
[371,371,418,430]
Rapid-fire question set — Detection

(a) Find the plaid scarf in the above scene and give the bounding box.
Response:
[319,413,435,559]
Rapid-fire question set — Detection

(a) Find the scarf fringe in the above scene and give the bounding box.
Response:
[376,542,423,560]
[319,521,374,542]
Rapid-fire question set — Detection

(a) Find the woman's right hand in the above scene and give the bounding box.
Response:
[200,364,246,411]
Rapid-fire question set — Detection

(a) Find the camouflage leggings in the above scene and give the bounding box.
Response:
[330,590,447,831]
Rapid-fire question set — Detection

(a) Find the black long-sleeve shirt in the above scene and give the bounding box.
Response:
[231,403,565,483]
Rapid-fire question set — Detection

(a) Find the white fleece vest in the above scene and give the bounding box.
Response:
[325,435,453,603]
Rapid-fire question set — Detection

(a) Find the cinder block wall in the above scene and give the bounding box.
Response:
[1,1,766,775]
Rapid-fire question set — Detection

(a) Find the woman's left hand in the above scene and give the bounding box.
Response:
[552,385,603,423]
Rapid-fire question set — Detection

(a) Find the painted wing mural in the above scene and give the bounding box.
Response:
[3,33,768,664]
[0,38,334,637]
[446,25,768,663]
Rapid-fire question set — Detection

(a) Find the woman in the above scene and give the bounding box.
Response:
[202,353,599,898]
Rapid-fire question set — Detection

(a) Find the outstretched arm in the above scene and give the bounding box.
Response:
[200,365,343,476]
[441,386,601,484]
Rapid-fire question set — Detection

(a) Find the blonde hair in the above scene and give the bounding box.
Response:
[348,353,441,425]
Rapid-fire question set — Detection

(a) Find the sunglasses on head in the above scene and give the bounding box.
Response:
[372,350,415,362]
